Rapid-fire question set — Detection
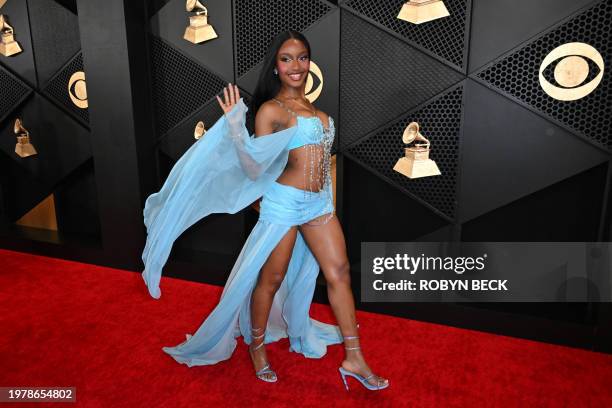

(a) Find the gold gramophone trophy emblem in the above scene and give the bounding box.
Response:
[194,120,206,140]
[397,0,450,24]
[183,1,218,44]
[14,118,37,158]
[393,122,440,178]
[0,14,23,57]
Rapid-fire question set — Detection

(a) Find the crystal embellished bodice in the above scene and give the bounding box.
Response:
[272,98,336,225]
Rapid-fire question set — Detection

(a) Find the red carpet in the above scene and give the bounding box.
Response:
[1,248,611,407]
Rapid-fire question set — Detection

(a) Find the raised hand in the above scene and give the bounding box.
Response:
[216,83,241,114]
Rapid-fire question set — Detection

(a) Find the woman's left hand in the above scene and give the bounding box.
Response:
[216,83,241,114]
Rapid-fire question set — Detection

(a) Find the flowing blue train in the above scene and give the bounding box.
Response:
[141,98,342,366]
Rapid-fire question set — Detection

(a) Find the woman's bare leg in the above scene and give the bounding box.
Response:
[249,226,298,380]
[299,215,388,387]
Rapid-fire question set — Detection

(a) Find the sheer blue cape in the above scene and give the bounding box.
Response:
[141,97,299,299]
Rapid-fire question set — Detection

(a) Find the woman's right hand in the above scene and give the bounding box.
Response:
[216,83,241,114]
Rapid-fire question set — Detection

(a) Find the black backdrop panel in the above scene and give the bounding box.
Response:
[343,155,450,266]
[469,0,597,72]
[150,0,234,81]
[347,84,464,220]
[52,0,77,14]
[42,52,89,126]
[339,9,463,150]
[460,79,609,222]
[0,93,92,201]
[54,158,101,241]
[149,36,227,137]
[0,154,55,223]
[0,0,37,87]
[474,0,612,150]
[159,98,225,160]
[462,162,608,242]
[342,0,470,71]
[234,0,333,79]
[28,0,81,87]
[0,64,31,124]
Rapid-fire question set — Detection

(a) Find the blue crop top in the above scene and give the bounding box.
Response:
[271,98,335,150]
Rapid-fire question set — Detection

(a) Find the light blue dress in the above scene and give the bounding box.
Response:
[141,97,342,366]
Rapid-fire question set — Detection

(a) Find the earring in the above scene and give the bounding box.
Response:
[273,68,278,75]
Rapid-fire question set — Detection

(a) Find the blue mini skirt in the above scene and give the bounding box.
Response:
[259,181,334,226]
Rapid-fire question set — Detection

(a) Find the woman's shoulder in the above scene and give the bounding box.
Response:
[256,99,288,124]
[254,99,290,136]
[259,98,285,113]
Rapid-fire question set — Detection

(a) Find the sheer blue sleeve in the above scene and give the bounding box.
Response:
[141,97,298,299]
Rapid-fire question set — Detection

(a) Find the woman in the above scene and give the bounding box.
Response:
[141,30,388,391]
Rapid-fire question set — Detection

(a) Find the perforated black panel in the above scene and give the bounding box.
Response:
[234,0,332,77]
[476,0,612,150]
[339,9,463,150]
[29,0,81,86]
[0,65,31,123]
[343,0,469,70]
[150,36,227,136]
[347,85,463,219]
[43,52,89,125]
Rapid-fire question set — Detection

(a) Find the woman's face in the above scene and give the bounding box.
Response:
[275,38,310,89]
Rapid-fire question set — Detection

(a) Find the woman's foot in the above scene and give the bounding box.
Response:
[342,335,388,388]
[248,327,277,382]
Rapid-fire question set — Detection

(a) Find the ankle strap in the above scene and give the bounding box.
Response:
[252,332,265,340]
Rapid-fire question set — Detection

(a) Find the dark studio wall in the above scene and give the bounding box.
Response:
[0,0,610,352]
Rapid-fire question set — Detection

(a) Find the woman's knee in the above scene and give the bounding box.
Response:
[324,261,351,288]
[257,270,285,293]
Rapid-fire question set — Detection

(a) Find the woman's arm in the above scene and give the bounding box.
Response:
[217,84,263,180]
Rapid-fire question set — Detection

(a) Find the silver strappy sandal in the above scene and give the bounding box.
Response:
[248,326,277,383]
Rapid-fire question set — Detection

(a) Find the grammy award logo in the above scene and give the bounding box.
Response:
[68,71,88,109]
[14,118,37,158]
[397,0,450,24]
[184,0,218,44]
[539,42,604,101]
[393,122,441,178]
[0,14,22,57]
[194,120,206,140]
[305,60,323,103]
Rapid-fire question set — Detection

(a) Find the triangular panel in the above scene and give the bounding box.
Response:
[469,0,596,72]
[149,35,227,137]
[235,0,333,78]
[343,0,469,70]
[347,84,464,220]
[474,0,612,150]
[29,0,81,86]
[459,79,609,222]
[339,10,464,150]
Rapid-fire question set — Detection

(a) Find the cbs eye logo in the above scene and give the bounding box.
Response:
[305,60,323,103]
[68,71,88,109]
[538,42,604,101]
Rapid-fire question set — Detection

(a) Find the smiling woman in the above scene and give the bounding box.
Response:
[142,30,389,391]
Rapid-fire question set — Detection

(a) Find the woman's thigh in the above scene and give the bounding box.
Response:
[256,225,298,286]
[298,215,349,278]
